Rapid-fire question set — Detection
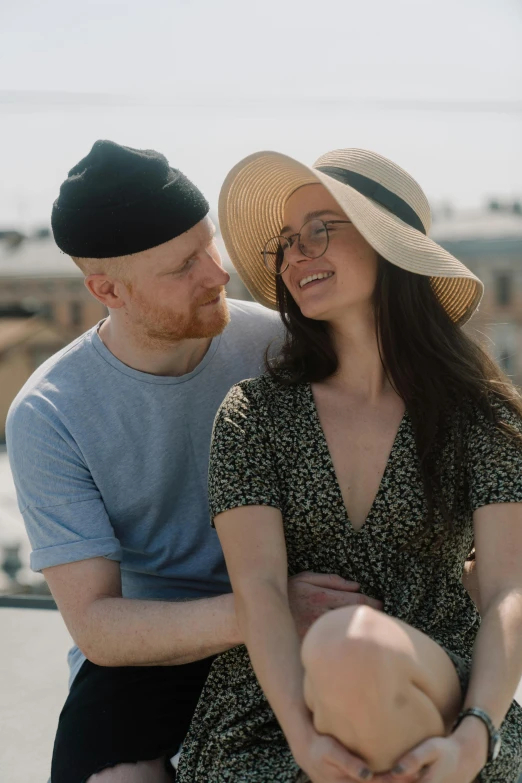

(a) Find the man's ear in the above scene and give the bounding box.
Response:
[84,274,128,309]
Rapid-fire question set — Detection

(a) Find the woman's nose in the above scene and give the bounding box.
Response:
[285,241,307,266]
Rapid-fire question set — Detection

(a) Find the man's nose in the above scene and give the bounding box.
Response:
[218,266,231,286]
[203,249,230,286]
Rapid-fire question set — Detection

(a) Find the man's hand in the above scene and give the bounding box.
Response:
[288,572,384,640]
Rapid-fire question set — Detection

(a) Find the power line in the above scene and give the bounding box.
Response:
[1,91,521,115]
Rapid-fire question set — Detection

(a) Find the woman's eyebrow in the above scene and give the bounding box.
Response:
[280,209,344,235]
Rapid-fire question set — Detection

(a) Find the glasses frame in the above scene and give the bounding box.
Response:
[262,219,352,275]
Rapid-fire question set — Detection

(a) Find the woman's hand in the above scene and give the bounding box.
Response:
[382,733,486,783]
[294,725,377,782]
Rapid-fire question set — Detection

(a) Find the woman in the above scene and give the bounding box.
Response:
[177,149,522,783]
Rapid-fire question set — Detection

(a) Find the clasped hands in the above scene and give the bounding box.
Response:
[297,728,484,783]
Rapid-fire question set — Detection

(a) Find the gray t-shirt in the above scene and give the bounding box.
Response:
[6,299,282,682]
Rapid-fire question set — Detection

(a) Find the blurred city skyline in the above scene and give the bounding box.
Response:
[0,0,521,229]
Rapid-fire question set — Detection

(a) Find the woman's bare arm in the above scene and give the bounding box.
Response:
[454,502,522,762]
[214,506,311,752]
[465,502,522,720]
[215,505,372,781]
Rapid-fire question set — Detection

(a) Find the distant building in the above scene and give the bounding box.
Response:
[0,227,252,438]
[0,230,107,340]
[0,315,71,440]
[432,201,522,386]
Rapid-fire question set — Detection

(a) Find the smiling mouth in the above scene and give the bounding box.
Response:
[299,272,335,289]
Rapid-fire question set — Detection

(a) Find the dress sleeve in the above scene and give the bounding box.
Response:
[208,380,282,523]
[467,401,522,511]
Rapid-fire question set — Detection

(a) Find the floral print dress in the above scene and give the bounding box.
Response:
[177,375,522,783]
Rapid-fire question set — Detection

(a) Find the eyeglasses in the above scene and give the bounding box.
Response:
[262,218,352,275]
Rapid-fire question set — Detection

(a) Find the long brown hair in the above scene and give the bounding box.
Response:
[267,254,522,534]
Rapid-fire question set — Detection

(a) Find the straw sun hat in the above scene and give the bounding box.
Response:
[218,148,483,325]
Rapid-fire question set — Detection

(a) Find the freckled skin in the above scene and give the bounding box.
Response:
[107,217,231,348]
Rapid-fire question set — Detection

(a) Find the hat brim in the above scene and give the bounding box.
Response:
[218,151,483,325]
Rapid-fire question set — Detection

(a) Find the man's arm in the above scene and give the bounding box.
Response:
[44,557,241,666]
[44,557,383,667]
[42,552,485,669]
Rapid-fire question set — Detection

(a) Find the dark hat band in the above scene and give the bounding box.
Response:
[316,165,426,235]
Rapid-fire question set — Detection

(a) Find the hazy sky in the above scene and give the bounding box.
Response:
[0,0,521,227]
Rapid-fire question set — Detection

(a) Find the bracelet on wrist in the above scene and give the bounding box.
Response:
[453,707,501,764]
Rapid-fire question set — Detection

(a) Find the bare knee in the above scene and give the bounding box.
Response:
[302,606,392,683]
[303,604,385,654]
[302,605,395,706]
[86,757,172,782]
[301,606,448,773]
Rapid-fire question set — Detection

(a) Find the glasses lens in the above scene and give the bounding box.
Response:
[299,219,328,259]
[264,237,288,274]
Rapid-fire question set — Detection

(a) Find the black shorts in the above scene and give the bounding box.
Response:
[51,656,214,783]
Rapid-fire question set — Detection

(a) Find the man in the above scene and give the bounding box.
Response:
[6,140,380,783]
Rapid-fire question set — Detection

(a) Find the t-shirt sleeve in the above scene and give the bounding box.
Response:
[6,397,122,572]
[467,401,522,512]
[208,380,282,523]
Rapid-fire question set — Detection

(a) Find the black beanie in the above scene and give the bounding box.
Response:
[51,140,210,258]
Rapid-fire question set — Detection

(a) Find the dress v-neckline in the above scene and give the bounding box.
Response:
[306,383,408,534]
